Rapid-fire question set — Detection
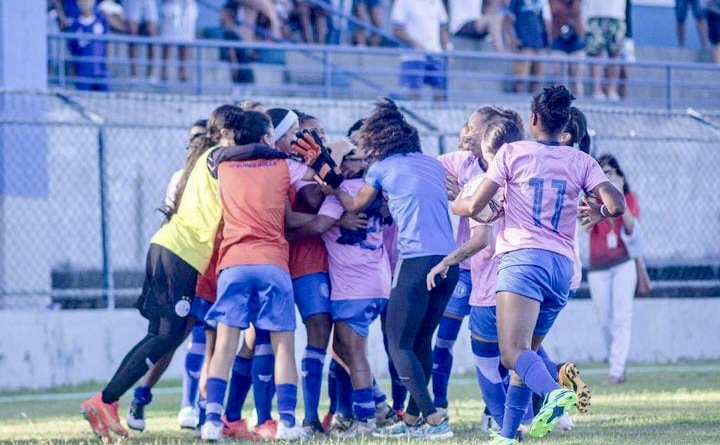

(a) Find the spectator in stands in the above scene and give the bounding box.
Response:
[449,0,505,52]
[159,0,198,83]
[618,0,634,98]
[98,0,128,33]
[391,0,453,101]
[549,0,584,96]
[708,0,720,63]
[219,2,262,89]
[506,0,550,93]
[296,0,329,44]
[223,0,282,42]
[126,0,159,81]
[354,0,383,46]
[585,0,626,101]
[67,0,111,91]
[675,0,709,49]
[583,154,641,385]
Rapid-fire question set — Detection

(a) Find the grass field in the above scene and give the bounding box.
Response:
[1,362,720,444]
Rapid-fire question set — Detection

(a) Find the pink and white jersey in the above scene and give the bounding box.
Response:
[318,179,391,301]
[468,219,502,307]
[437,151,484,270]
[484,140,607,260]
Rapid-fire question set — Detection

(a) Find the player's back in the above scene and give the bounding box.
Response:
[486,140,607,260]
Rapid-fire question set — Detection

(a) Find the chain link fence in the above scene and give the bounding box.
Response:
[1,90,719,310]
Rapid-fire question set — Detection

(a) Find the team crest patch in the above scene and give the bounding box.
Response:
[453,281,468,298]
[319,282,330,299]
[175,296,192,317]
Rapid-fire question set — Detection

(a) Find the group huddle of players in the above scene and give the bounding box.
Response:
[79,85,625,445]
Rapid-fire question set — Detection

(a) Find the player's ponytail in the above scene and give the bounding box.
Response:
[360,98,421,161]
[532,85,575,135]
[163,105,244,222]
[564,106,591,153]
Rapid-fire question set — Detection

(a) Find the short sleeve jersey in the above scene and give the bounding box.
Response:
[437,150,484,270]
[391,0,449,57]
[467,219,502,307]
[484,140,608,260]
[365,152,456,259]
[217,158,308,272]
[151,146,223,273]
[289,182,329,279]
[318,179,391,301]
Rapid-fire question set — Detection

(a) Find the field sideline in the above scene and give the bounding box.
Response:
[1,361,719,444]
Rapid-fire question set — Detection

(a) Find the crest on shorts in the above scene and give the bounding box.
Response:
[175,296,191,317]
[319,282,330,299]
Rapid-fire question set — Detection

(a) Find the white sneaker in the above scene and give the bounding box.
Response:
[593,91,607,101]
[477,413,500,433]
[607,90,621,102]
[275,422,306,441]
[553,412,574,432]
[178,406,199,429]
[200,421,224,441]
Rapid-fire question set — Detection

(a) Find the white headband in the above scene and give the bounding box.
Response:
[274,110,298,139]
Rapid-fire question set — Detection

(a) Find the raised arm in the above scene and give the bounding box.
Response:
[451,178,501,217]
[427,225,492,290]
[335,184,379,214]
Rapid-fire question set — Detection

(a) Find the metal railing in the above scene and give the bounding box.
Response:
[48,33,720,110]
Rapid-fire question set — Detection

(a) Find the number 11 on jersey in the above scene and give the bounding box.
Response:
[529,177,567,232]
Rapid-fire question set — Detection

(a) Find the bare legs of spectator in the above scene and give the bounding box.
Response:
[677,18,708,49]
[297,2,327,44]
[161,45,191,82]
[513,49,542,93]
[128,20,157,79]
[475,16,505,52]
[297,2,314,43]
[552,51,584,97]
[592,58,619,100]
[713,43,720,63]
[355,4,383,46]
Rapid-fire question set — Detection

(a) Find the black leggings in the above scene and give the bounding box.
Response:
[383,255,459,418]
[101,245,198,403]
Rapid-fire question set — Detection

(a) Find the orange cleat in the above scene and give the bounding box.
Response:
[222,416,256,439]
[81,400,113,443]
[81,392,129,438]
[254,419,278,439]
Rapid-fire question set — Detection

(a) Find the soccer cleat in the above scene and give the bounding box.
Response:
[253,419,278,439]
[558,362,591,413]
[331,418,376,439]
[81,403,114,442]
[200,420,224,441]
[82,393,129,438]
[529,388,577,438]
[375,403,399,427]
[372,417,422,438]
[222,416,255,439]
[321,412,334,432]
[301,418,326,436]
[178,406,199,429]
[275,421,307,441]
[126,401,146,432]
[482,431,517,445]
[477,412,500,433]
[328,413,354,435]
[411,418,454,440]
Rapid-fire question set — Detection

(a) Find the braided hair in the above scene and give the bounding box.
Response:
[531,85,576,135]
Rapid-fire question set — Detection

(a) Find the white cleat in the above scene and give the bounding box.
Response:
[178,406,199,429]
[478,412,500,433]
[200,421,224,442]
[275,421,307,441]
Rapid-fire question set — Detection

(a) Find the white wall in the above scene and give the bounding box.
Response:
[3,298,720,390]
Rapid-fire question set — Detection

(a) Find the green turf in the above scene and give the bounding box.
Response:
[1,362,719,444]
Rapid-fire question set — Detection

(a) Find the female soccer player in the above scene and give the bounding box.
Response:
[452,86,625,443]
[428,118,523,435]
[81,105,244,442]
[328,99,459,440]
[200,111,321,442]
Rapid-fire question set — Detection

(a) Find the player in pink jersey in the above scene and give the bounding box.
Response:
[452,86,625,443]
[429,118,523,437]
[431,107,525,414]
